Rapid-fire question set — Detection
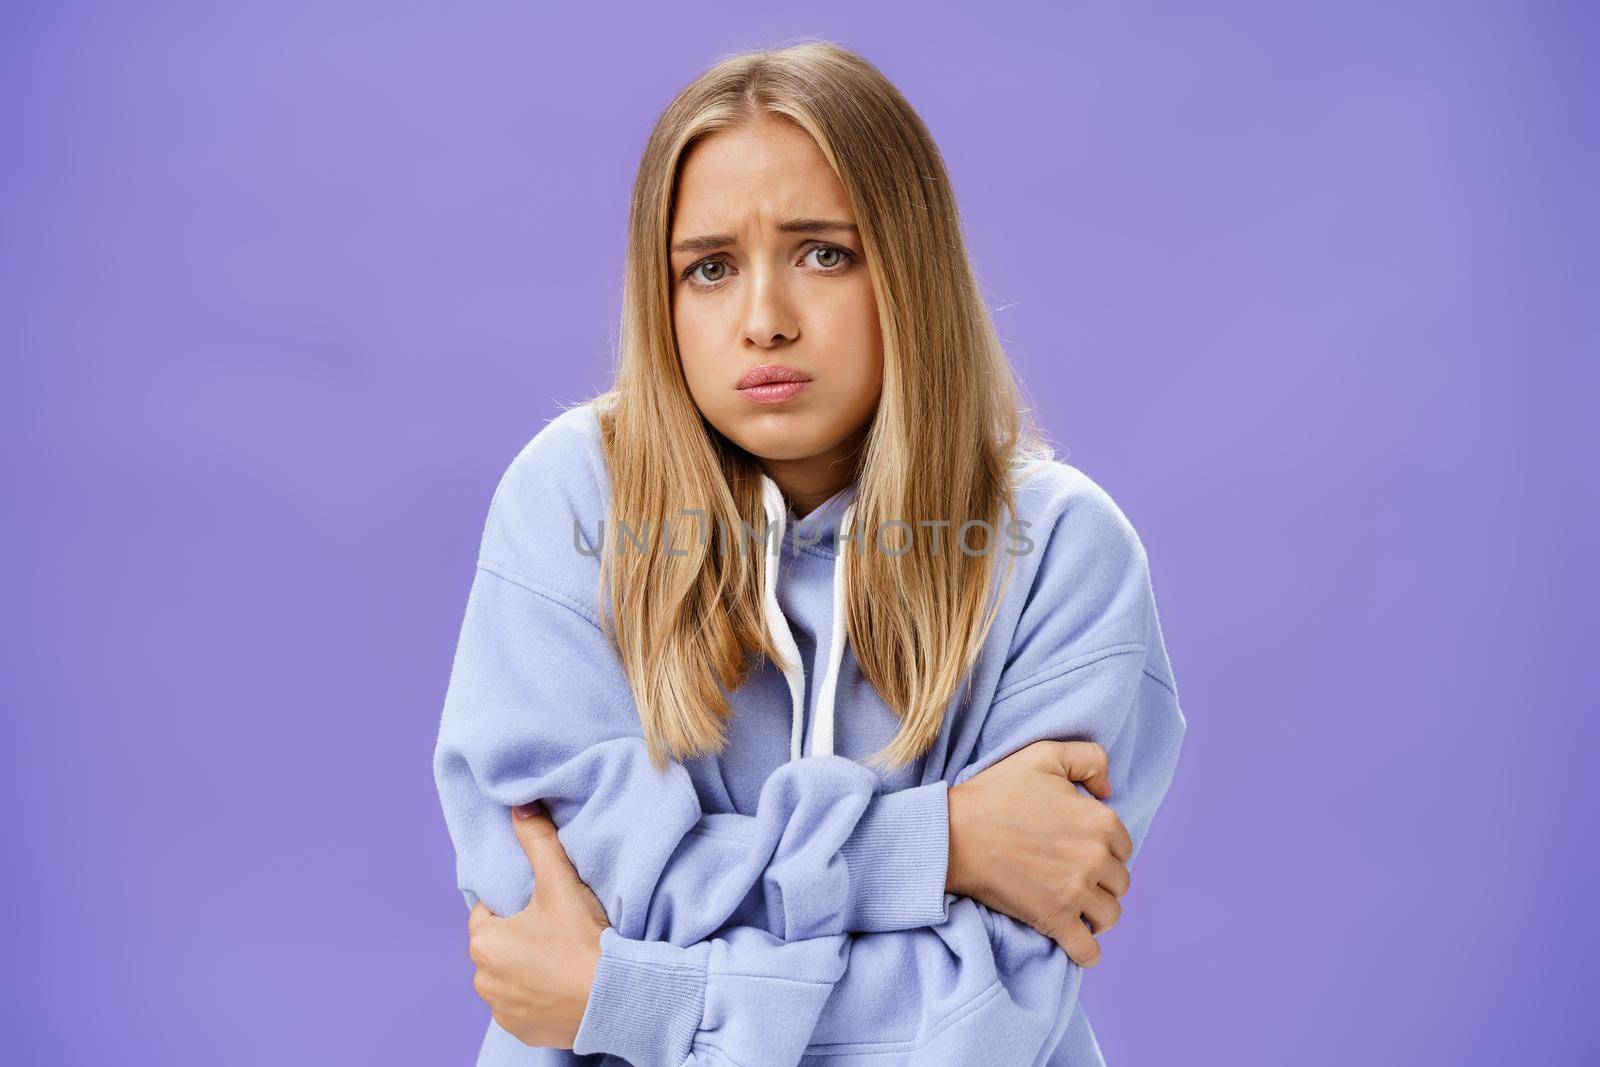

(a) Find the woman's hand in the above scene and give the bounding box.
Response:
[947,740,1134,969]
[467,801,611,1049]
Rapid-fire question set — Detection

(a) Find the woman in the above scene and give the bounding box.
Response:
[433,40,1185,1066]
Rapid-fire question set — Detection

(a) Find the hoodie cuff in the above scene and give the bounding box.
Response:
[839,780,953,933]
[572,926,709,1067]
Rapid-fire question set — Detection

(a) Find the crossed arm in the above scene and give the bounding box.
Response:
[435,554,1185,1065]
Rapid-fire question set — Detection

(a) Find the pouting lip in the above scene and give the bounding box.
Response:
[736,363,814,390]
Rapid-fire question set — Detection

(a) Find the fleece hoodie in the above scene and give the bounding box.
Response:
[432,402,1186,1067]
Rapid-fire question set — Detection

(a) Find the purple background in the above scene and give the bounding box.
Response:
[5,3,1596,1063]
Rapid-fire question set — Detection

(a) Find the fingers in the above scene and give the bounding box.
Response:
[1052,915,1103,969]
[510,800,582,892]
[1107,811,1133,864]
[1031,740,1112,800]
[468,901,500,968]
[1027,743,1130,862]
[1097,855,1131,899]
[1078,792,1134,867]
[1078,885,1123,936]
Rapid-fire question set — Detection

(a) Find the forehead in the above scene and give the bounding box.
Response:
[672,118,852,230]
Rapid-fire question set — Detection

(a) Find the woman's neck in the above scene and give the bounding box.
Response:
[759,424,867,518]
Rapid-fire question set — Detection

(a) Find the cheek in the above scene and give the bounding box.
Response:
[819,281,884,388]
[672,301,719,396]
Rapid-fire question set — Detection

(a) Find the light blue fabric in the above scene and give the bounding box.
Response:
[432,402,1186,1066]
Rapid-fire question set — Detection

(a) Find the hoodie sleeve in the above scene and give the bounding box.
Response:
[568,480,1187,1067]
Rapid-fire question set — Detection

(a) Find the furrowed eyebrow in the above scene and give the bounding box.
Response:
[669,218,860,255]
[778,217,859,237]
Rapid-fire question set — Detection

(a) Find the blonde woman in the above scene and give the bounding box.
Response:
[434,40,1185,1066]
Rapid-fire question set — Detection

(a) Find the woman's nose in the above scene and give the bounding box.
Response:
[741,265,799,347]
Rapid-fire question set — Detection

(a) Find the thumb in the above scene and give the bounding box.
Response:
[510,801,581,891]
[1040,740,1113,800]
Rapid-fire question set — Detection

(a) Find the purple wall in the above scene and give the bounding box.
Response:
[5,3,1595,1063]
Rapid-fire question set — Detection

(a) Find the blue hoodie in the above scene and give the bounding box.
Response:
[432,402,1186,1066]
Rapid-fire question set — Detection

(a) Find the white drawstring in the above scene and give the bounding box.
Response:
[757,474,855,762]
[810,501,854,759]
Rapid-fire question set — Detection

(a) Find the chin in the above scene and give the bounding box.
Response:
[720,415,830,463]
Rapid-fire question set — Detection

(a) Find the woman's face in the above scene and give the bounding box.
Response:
[668,115,884,503]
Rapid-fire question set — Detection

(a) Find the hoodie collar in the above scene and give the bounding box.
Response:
[782,481,860,556]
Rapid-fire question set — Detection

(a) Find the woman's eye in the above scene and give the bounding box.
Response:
[690,260,728,284]
[807,245,852,270]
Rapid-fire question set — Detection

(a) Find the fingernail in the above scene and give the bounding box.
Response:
[513,802,542,819]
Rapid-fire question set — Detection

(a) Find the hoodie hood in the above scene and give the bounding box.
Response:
[757,473,858,763]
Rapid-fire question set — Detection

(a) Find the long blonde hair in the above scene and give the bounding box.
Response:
[579,39,1053,772]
